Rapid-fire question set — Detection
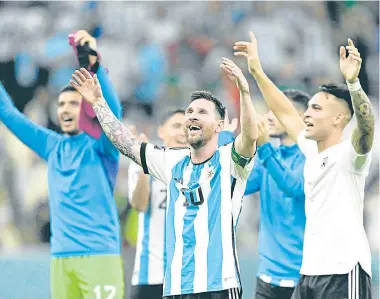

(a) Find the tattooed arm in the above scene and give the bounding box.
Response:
[93,100,142,165]
[339,38,375,155]
[350,89,375,154]
[70,68,142,165]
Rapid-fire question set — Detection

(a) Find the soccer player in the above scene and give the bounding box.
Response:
[235,32,374,298]
[244,90,310,299]
[70,56,258,299]
[128,110,235,299]
[0,31,124,299]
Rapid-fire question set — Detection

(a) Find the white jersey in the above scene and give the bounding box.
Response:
[128,162,166,285]
[297,131,372,277]
[140,142,254,296]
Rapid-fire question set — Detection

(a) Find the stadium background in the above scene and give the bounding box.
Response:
[0,1,378,298]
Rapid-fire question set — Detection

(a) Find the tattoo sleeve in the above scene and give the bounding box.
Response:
[350,88,375,154]
[93,99,142,165]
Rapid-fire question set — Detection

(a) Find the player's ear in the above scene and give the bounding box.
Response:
[333,112,345,126]
[215,119,224,133]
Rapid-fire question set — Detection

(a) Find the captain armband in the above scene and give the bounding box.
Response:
[231,142,255,168]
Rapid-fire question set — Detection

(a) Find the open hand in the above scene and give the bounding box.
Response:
[234,31,262,76]
[339,38,362,83]
[220,57,249,93]
[70,68,103,105]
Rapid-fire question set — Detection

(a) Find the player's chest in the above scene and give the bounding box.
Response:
[303,151,342,197]
[52,143,99,169]
[172,162,222,208]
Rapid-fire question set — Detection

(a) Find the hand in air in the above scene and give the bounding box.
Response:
[70,68,103,105]
[233,31,262,76]
[74,30,97,50]
[74,30,97,65]
[220,57,249,93]
[339,38,362,83]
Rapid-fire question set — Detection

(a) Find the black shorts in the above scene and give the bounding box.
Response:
[255,278,295,299]
[291,264,371,299]
[130,284,163,299]
[163,288,241,299]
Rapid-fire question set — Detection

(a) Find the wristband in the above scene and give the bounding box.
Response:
[346,79,361,91]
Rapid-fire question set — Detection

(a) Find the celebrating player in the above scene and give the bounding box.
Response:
[71,56,258,299]
[235,32,374,299]
[128,110,235,299]
[0,31,124,299]
[244,90,310,299]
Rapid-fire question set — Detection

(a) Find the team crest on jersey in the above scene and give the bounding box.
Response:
[321,157,328,168]
[207,165,215,179]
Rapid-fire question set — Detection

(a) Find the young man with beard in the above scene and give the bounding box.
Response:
[235,32,374,299]
[0,31,124,299]
[70,56,258,299]
[128,110,235,299]
[244,90,310,299]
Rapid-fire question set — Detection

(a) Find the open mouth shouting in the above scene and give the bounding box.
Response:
[61,114,74,127]
[305,120,314,130]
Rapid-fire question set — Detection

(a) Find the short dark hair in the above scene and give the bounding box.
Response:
[160,109,185,125]
[319,82,354,116]
[190,90,226,119]
[59,85,77,95]
[283,89,311,111]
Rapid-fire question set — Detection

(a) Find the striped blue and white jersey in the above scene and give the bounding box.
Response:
[140,142,254,296]
[128,162,167,285]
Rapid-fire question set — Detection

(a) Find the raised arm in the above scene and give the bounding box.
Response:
[339,38,375,155]
[94,65,123,157]
[234,32,305,142]
[220,57,258,158]
[0,83,59,160]
[70,68,142,165]
[72,30,122,157]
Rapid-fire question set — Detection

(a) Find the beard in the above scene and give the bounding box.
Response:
[186,130,205,150]
[188,137,204,150]
[186,129,215,150]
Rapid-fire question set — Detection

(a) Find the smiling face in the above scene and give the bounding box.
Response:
[57,91,82,136]
[184,98,223,149]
